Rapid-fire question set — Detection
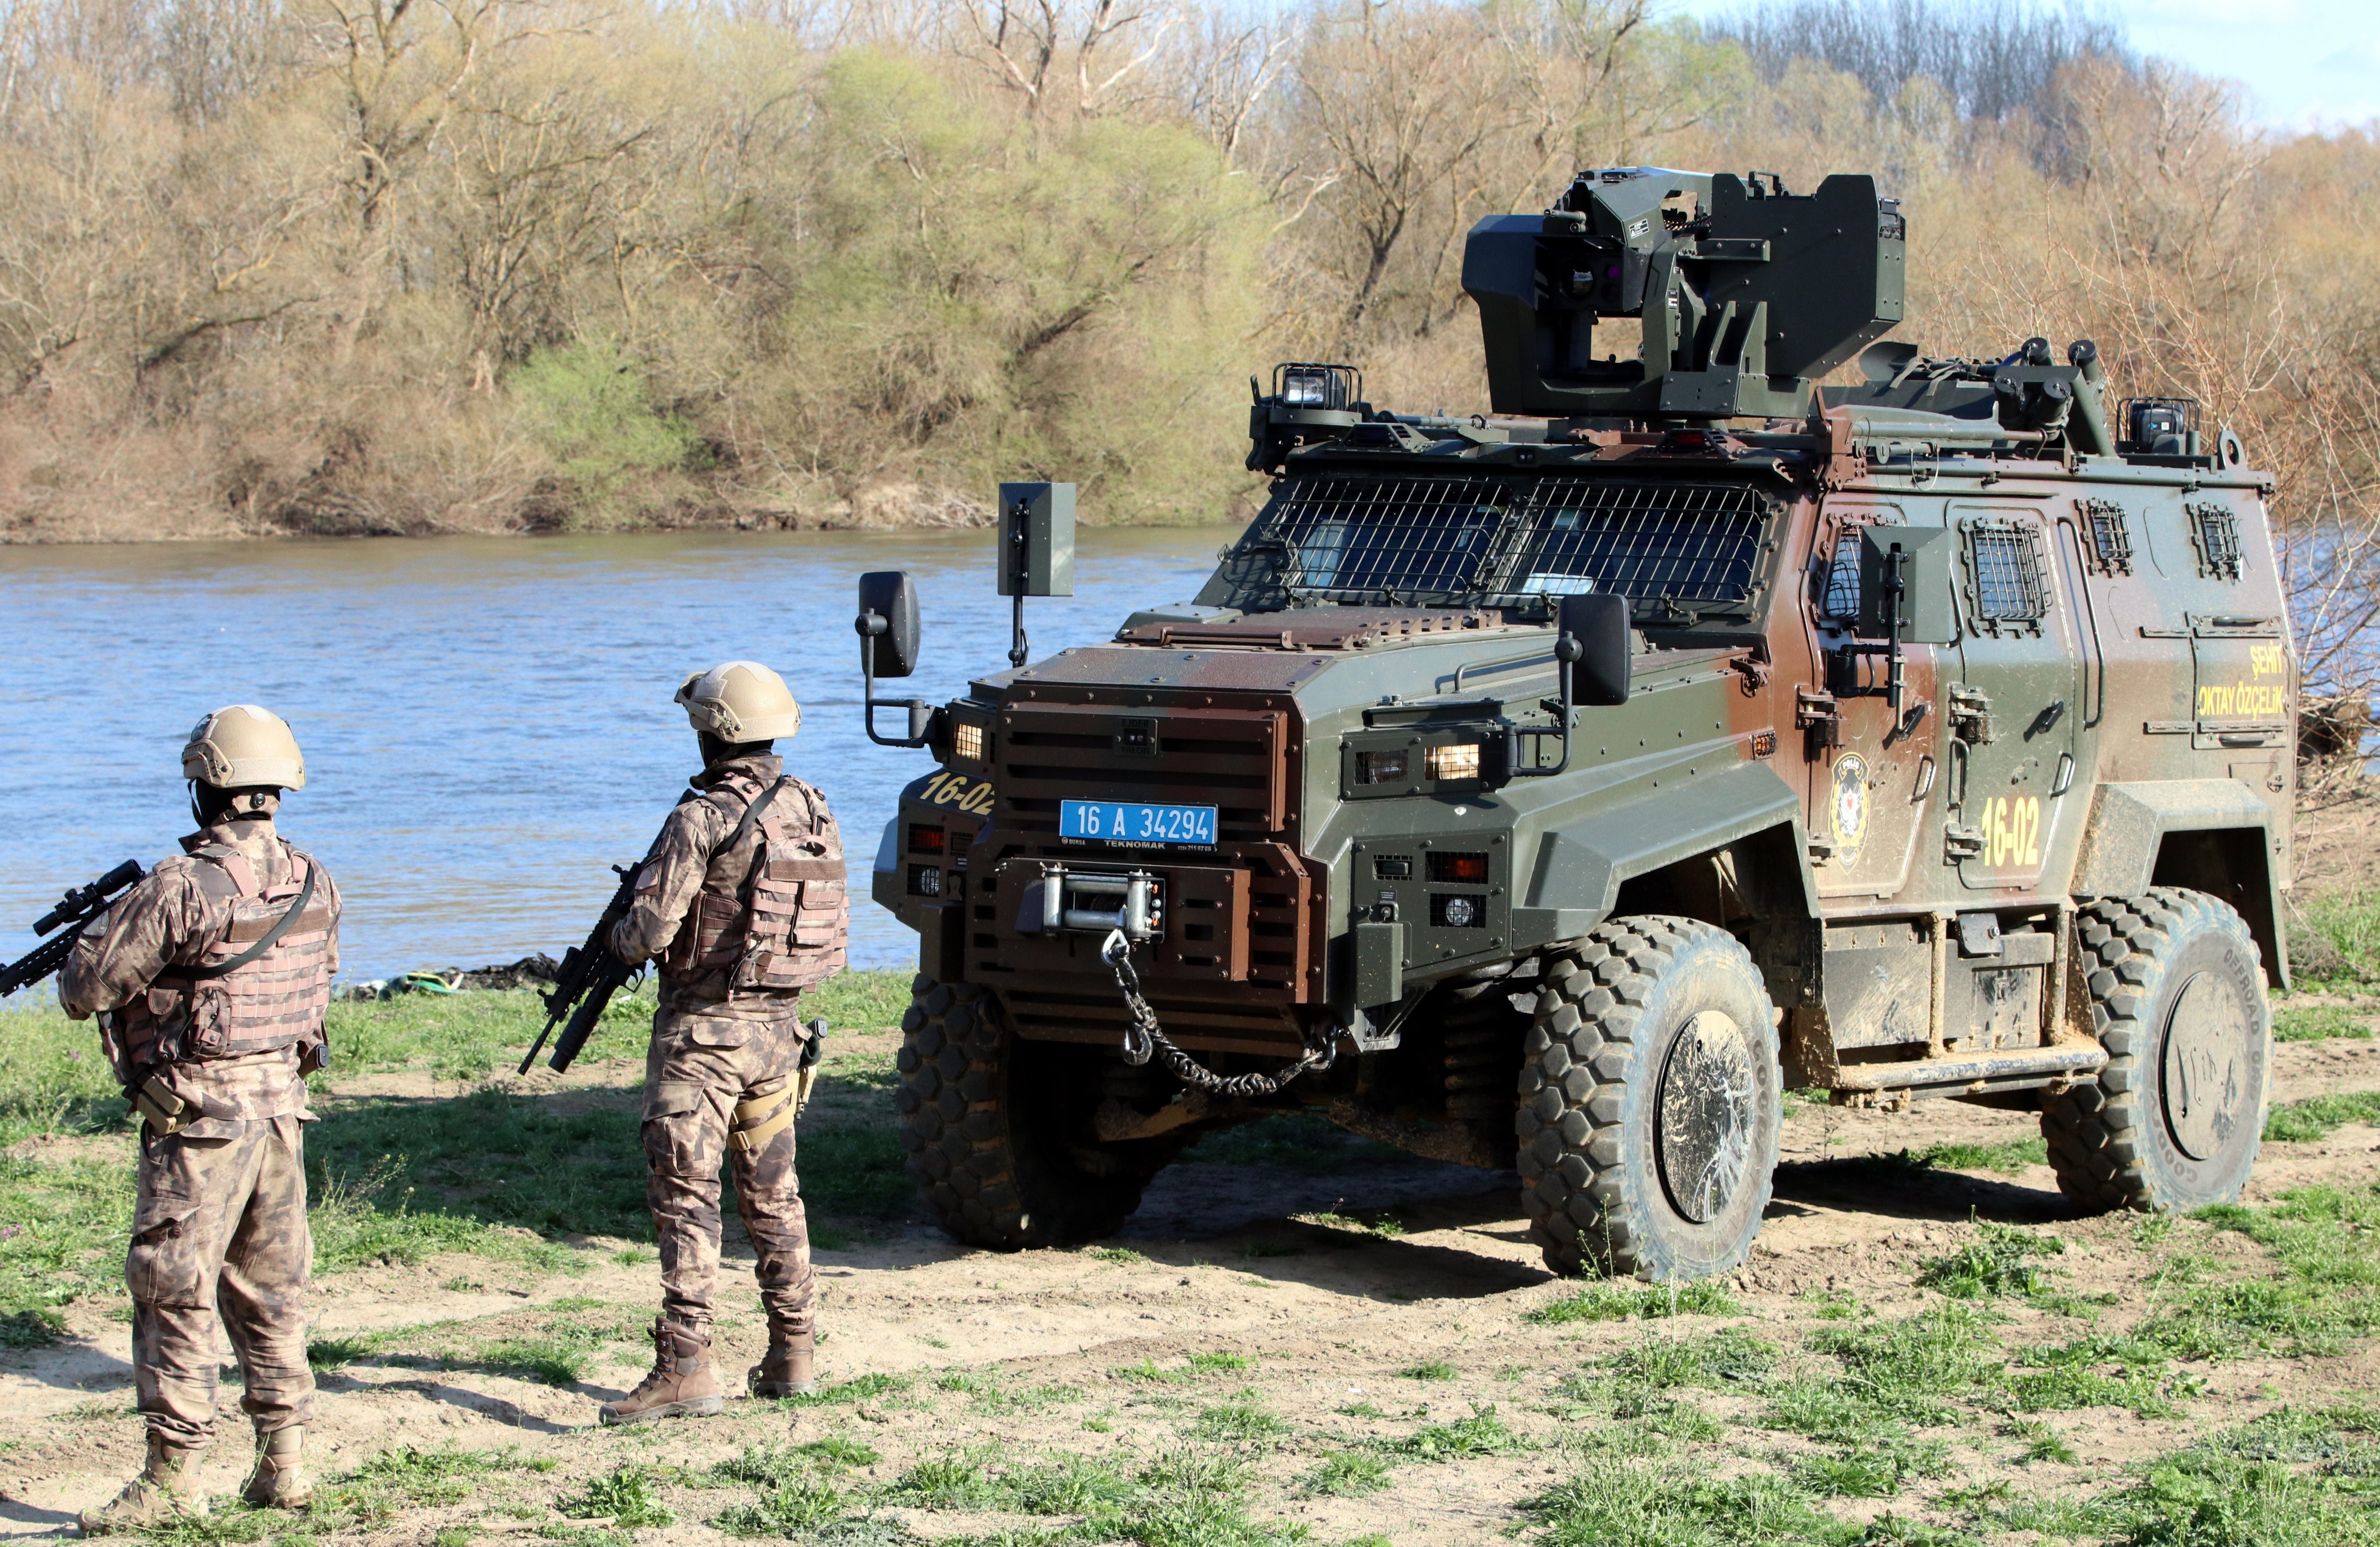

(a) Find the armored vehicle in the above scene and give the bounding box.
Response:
[859,167,2291,1279]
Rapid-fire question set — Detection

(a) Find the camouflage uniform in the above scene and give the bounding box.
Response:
[60,815,340,1462]
[610,752,846,1346]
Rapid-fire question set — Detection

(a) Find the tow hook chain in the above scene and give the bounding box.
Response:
[1099,929,1337,1098]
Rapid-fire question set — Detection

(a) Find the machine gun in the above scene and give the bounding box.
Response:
[518,862,644,1075]
[0,861,145,997]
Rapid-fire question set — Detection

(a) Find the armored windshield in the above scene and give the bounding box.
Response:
[1207,471,1779,618]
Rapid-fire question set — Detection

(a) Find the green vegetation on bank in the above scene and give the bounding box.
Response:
[2291,890,2380,991]
[0,971,917,1344]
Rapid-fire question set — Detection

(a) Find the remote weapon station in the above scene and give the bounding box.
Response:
[858,168,2289,1279]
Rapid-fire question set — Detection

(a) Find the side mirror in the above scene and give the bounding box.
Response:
[997,482,1075,598]
[856,570,921,678]
[1856,527,1956,646]
[1561,592,1633,707]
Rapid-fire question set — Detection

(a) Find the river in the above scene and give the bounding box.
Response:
[0,526,1234,986]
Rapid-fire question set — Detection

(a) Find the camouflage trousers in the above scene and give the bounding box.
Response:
[642,1008,816,1338]
[128,1114,314,1452]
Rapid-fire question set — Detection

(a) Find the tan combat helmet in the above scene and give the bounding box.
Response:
[182,705,306,789]
[676,662,802,742]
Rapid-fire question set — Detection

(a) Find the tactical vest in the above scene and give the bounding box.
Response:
[661,776,847,994]
[119,842,336,1073]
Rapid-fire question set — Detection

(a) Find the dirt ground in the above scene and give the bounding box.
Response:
[2,1032,2375,1544]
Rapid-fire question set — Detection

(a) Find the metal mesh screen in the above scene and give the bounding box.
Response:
[1245,471,1777,609]
[1264,476,1510,597]
[2189,502,2243,581]
[1822,529,1864,619]
[1515,479,1769,606]
[2083,499,2134,576]
[1970,526,2047,620]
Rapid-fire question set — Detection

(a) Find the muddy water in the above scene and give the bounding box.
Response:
[0,526,1233,983]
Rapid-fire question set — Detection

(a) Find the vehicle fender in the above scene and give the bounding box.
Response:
[870,813,902,914]
[1511,760,1816,946]
[2071,779,2289,988]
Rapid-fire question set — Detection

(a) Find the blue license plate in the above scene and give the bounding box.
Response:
[1060,799,1217,845]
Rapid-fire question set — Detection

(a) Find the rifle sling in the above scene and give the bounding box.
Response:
[185,865,316,981]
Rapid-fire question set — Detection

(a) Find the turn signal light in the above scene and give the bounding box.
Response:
[908,824,946,853]
[1427,851,1489,883]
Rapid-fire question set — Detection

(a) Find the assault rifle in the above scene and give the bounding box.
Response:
[0,861,145,997]
[519,861,644,1075]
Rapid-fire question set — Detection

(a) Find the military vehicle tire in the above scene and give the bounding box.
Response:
[1518,917,1781,1280]
[894,975,1172,1249]
[2042,888,2269,1213]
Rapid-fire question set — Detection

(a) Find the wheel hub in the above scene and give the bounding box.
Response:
[1655,1010,1756,1223]
[2162,969,2254,1161]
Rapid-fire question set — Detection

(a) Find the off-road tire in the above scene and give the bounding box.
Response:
[1518,917,1781,1280]
[2043,888,2270,1213]
[895,975,1173,1249]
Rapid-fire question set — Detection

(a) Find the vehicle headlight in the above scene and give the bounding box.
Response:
[953,721,988,764]
[1356,748,1408,785]
[1424,742,1481,781]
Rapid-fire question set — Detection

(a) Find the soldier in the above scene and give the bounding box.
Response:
[599,662,847,1426]
[61,707,339,1532]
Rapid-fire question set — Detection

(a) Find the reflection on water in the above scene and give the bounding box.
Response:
[0,526,1233,983]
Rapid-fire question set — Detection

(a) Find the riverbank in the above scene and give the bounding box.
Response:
[0,483,1253,546]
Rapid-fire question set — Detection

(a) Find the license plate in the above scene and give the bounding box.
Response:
[1060,799,1217,845]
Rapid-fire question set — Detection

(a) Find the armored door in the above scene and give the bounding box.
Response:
[1942,505,2084,892]
[1798,497,1944,901]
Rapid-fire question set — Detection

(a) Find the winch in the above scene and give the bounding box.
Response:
[1017,864,1164,942]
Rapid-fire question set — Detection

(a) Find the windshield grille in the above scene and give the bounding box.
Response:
[1243,473,1775,612]
[1267,476,1510,595]
[1518,478,1769,605]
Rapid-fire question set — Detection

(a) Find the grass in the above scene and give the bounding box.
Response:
[713,1443,1299,1547]
[1522,1457,1855,1547]
[1194,1396,1289,1442]
[1916,1219,2065,1298]
[2289,889,2380,989]
[136,1442,563,1543]
[310,1305,649,1385]
[1385,1405,1535,1461]
[2267,1091,2380,1143]
[1913,1137,2049,1176]
[2274,1003,2374,1042]
[560,1466,676,1529]
[1793,1436,1949,1498]
[1302,1452,1391,1497]
[0,975,917,1340]
[1113,1353,1250,1384]
[1528,1278,1741,1325]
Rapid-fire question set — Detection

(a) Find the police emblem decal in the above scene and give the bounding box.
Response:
[1830,752,1869,863]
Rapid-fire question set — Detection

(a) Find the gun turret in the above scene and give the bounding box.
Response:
[1462,167,1906,422]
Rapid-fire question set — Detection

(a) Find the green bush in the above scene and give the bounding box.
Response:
[510,340,698,517]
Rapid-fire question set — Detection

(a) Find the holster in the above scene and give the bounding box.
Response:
[728,1087,800,1154]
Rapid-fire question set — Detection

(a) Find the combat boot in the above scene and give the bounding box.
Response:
[748,1330,817,1398]
[241,1426,312,1510]
[599,1317,723,1426]
[76,1433,203,1535]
